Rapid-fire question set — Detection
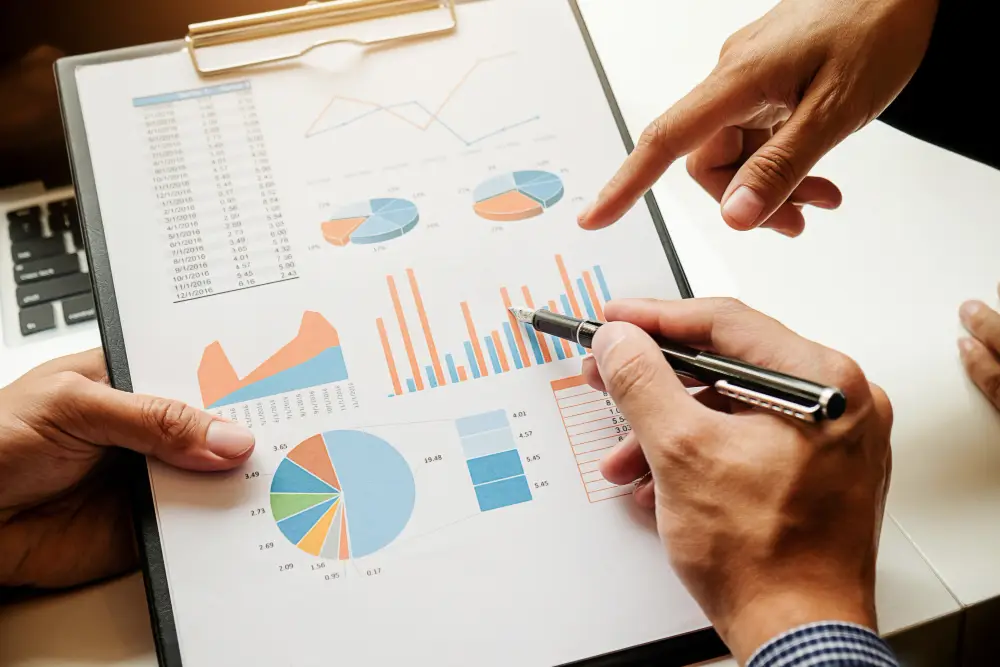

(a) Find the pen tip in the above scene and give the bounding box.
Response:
[508,306,535,323]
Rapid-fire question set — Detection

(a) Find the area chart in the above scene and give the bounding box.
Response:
[473,171,564,222]
[198,312,348,409]
[270,431,415,559]
[322,198,419,247]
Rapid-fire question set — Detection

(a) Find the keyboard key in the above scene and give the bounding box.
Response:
[18,304,56,336]
[14,254,81,284]
[11,237,66,262]
[16,272,91,307]
[8,216,42,242]
[7,206,41,224]
[51,205,80,234]
[47,199,74,214]
[62,293,97,325]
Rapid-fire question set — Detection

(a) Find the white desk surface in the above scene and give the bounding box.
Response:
[580,0,1000,609]
[3,0,996,663]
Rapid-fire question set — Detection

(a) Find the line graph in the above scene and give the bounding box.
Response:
[304,53,541,146]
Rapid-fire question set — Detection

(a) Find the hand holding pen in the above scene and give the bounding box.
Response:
[557,297,893,663]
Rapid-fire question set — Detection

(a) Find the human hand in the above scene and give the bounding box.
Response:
[581,299,893,663]
[579,0,938,237]
[959,289,1000,411]
[0,349,255,588]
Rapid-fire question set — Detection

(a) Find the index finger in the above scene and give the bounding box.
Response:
[605,298,871,402]
[579,74,751,231]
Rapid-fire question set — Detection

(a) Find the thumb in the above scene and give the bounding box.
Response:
[66,378,255,471]
[591,322,710,459]
[721,76,847,231]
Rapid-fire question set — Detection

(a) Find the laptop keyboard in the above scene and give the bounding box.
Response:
[5,195,96,338]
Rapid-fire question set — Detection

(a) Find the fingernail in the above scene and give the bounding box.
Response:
[591,322,630,366]
[722,186,765,230]
[577,201,596,226]
[959,337,977,355]
[960,301,983,325]
[207,420,255,459]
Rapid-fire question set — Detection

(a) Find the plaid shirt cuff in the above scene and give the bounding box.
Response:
[746,622,898,667]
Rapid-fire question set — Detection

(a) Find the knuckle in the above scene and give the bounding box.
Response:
[142,398,201,443]
[824,352,866,392]
[47,371,87,400]
[638,115,675,155]
[604,350,658,402]
[748,143,799,191]
[868,383,894,425]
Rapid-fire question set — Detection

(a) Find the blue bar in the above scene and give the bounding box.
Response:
[523,324,545,365]
[578,278,597,319]
[552,335,566,361]
[464,341,481,379]
[446,354,459,383]
[456,409,510,437]
[503,323,523,370]
[594,266,611,301]
[466,450,525,486]
[406,378,417,393]
[133,81,251,107]
[485,337,502,374]
[561,294,587,355]
[426,366,438,389]
[475,475,533,512]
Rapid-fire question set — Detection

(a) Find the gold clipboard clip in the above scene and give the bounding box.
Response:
[186,0,458,77]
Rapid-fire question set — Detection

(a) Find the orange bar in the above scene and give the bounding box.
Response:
[582,272,606,321]
[501,287,531,368]
[556,254,582,318]
[388,275,424,391]
[491,331,510,372]
[548,300,574,358]
[521,286,553,363]
[460,302,489,377]
[406,269,445,386]
[376,318,404,396]
[457,366,469,382]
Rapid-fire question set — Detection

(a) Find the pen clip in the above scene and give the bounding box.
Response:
[713,380,821,423]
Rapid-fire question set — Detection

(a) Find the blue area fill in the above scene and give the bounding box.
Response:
[594,266,611,301]
[578,278,597,319]
[446,354,459,383]
[271,459,337,494]
[485,337,502,374]
[406,378,417,393]
[426,366,438,389]
[467,450,525,486]
[455,409,509,437]
[209,347,348,408]
[475,475,532,512]
[464,342,481,379]
[324,431,415,558]
[276,497,337,545]
[523,324,545,365]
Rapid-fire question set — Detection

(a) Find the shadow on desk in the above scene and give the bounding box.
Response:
[0,573,155,666]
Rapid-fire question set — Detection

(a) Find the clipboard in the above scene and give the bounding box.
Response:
[55,1,721,665]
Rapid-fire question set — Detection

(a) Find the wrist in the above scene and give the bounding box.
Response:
[717,585,877,664]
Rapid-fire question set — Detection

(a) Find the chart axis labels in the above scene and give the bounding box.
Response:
[322,198,420,247]
[270,431,415,559]
[473,171,565,222]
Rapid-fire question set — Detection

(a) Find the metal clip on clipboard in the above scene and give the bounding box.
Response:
[186,0,458,76]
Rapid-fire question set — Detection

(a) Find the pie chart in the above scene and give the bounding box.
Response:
[473,170,565,222]
[269,430,415,559]
[322,198,420,246]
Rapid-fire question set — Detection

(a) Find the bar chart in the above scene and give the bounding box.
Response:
[455,410,532,512]
[376,255,611,397]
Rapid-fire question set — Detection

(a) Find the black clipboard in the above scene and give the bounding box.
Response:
[54,2,724,664]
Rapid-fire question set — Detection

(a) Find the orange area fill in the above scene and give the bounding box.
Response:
[377,318,404,396]
[473,190,544,222]
[297,500,339,556]
[197,311,341,408]
[457,366,468,382]
[321,217,367,246]
[549,300,574,358]
[555,255,582,318]
[583,272,605,321]
[339,504,351,560]
[501,287,531,368]
[551,375,588,392]
[287,434,340,490]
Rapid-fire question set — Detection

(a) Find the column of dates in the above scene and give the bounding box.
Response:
[141,83,298,304]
